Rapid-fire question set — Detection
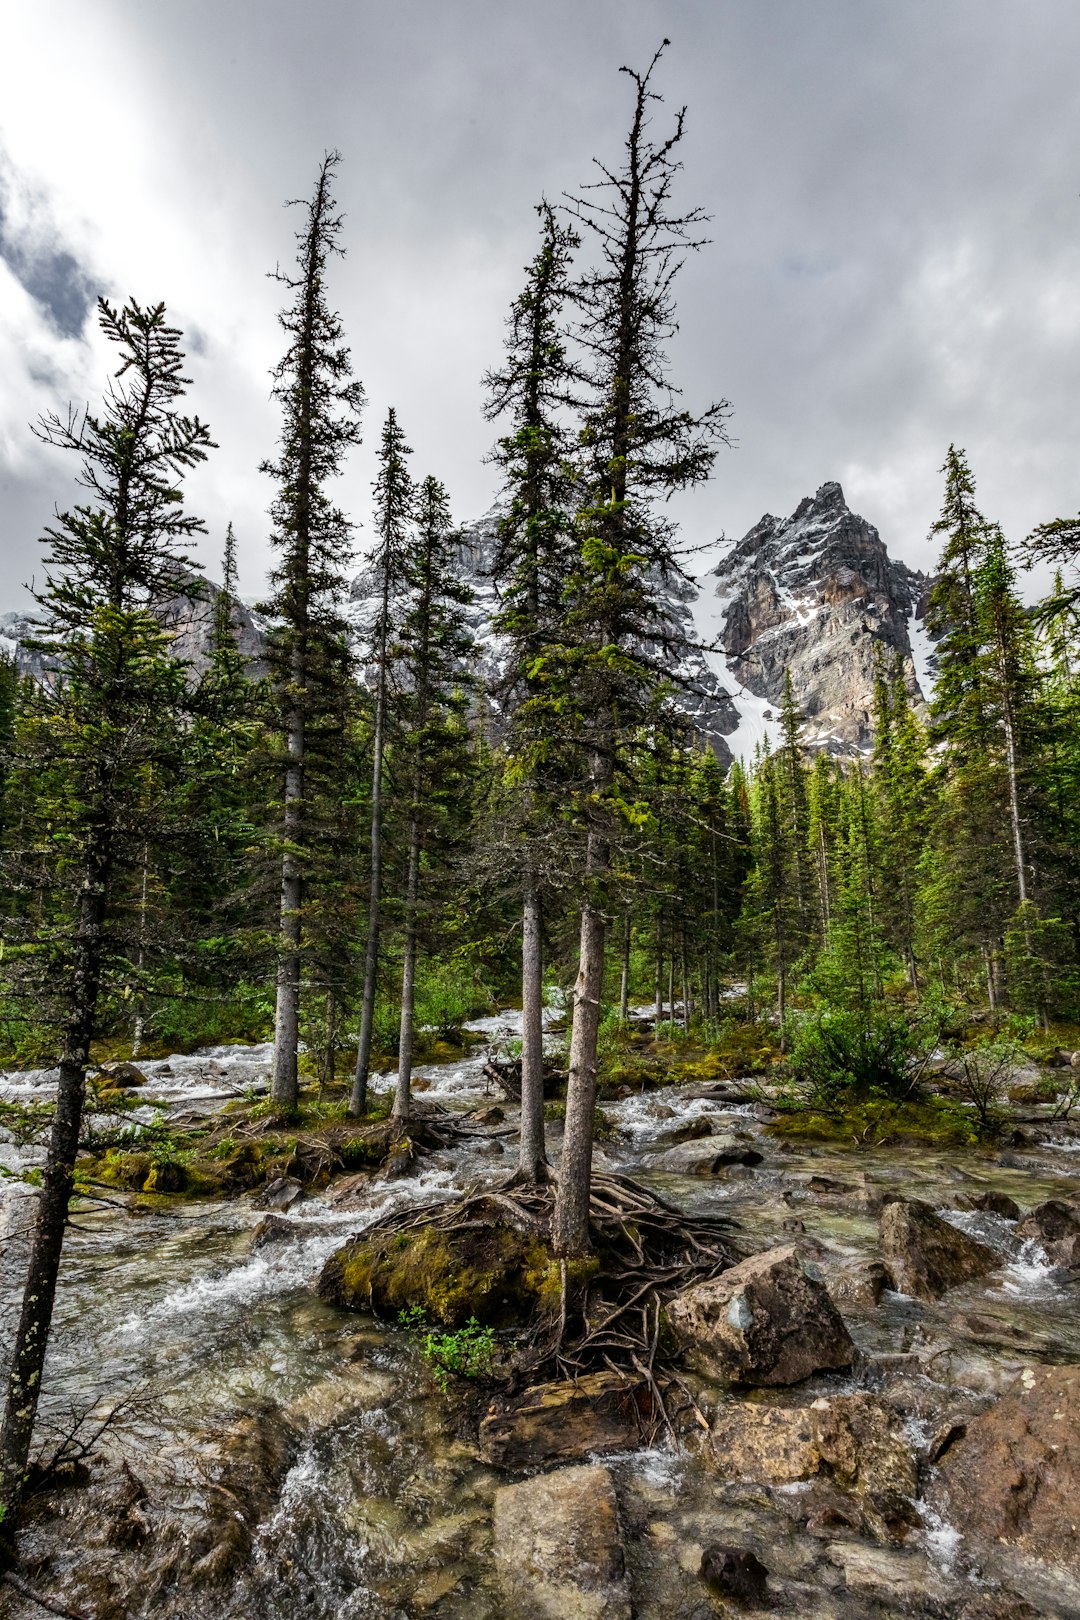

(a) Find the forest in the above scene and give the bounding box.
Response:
[2,39,1080,1620]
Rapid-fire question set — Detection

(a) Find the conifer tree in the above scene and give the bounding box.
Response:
[551,42,730,1255]
[390,476,475,1122]
[262,152,364,1110]
[350,408,414,1115]
[0,297,213,1520]
[484,202,580,1180]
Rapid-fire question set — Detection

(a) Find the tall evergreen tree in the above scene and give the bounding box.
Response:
[552,42,730,1255]
[349,408,414,1115]
[0,298,213,1521]
[262,152,364,1110]
[390,477,475,1123]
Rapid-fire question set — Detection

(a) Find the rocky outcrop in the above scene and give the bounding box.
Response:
[492,1464,631,1620]
[665,1243,853,1385]
[708,1392,918,1541]
[647,1135,763,1175]
[700,481,931,755]
[1016,1199,1080,1267]
[880,1197,1000,1300]
[479,1372,649,1469]
[935,1365,1080,1572]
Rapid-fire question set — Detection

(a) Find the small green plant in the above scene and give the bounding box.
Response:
[398,1307,497,1391]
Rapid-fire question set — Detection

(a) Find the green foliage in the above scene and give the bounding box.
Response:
[398,1306,498,1391]
[788,1005,933,1111]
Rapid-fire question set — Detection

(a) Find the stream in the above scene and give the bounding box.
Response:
[3,1016,1080,1618]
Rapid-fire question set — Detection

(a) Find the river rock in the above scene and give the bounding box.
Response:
[1016,1197,1080,1247]
[649,1135,763,1175]
[879,1197,1000,1300]
[708,1393,917,1540]
[492,1464,631,1619]
[665,1244,853,1385]
[830,1258,892,1309]
[97,1060,147,1088]
[699,1544,769,1604]
[254,1175,303,1212]
[480,1372,650,1468]
[935,1364,1080,1572]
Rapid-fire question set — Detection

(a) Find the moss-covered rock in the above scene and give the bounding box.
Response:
[318,1213,564,1328]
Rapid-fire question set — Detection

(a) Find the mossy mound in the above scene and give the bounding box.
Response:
[318,1214,562,1329]
[768,1096,980,1149]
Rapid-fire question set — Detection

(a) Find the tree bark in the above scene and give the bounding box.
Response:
[271,696,304,1109]
[618,914,631,1022]
[350,553,393,1115]
[552,887,606,1256]
[0,826,110,1515]
[393,814,422,1123]
[518,874,547,1181]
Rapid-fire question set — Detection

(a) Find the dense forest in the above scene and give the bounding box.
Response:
[3,41,1080,1619]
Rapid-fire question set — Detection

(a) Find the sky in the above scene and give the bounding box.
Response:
[1,0,1079,607]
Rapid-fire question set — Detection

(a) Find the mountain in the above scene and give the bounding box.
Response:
[0,483,934,766]
[694,480,935,761]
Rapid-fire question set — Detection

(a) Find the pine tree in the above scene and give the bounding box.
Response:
[262,152,364,1111]
[390,476,475,1122]
[552,42,730,1256]
[0,297,213,1521]
[484,202,581,1181]
[349,408,414,1115]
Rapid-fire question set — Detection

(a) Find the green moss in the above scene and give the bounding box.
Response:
[768,1095,981,1148]
[320,1218,564,1329]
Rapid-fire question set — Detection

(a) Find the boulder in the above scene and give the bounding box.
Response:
[649,1135,763,1175]
[473,1105,505,1125]
[879,1198,1000,1300]
[493,1464,631,1620]
[664,1114,718,1142]
[97,1060,147,1088]
[665,1244,853,1385]
[935,1364,1080,1572]
[1016,1198,1080,1246]
[253,1175,303,1212]
[479,1372,650,1469]
[831,1259,892,1309]
[250,1215,295,1251]
[699,1544,769,1604]
[708,1393,918,1541]
[971,1191,1022,1221]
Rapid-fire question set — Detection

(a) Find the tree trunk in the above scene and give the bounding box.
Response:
[618,914,631,1021]
[518,875,547,1181]
[271,697,304,1109]
[131,845,149,1058]
[349,577,391,1116]
[552,888,606,1257]
[393,814,422,1123]
[0,827,110,1516]
[319,989,337,1097]
[654,925,663,1028]
[680,928,690,1033]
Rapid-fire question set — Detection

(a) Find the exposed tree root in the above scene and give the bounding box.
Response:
[1,1568,98,1620]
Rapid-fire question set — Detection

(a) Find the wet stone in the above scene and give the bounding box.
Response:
[666,1244,854,1386]
[879,1196,1000,1300]
[493,1463,631,1620]
[253,1174,303,1211]
[479,1372,650,1469]
[699,1543,769,1605]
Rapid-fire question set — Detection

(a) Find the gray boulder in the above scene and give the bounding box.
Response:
[649,1135,763,1175]
[879,1198,999,1301]
[665,1243,853,1385]
[493,1464,631,1620]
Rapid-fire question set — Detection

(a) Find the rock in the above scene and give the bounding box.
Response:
[971,1190,1022,1221]
[879,1197,1000,1300]
[379,1138,419,1180]
[253,1175,303,1212]
[699,1544,769,1604]
[650,1135,763,1175]
[492,1464,631,1620]
[250,1214,295,1251]
[474,1139,505,1156]
[708,1393,917,1540]
[1047,1232,1080,1269]
[473,1105,505,1125]
[831,1259,892,1309]
[480,1373,650,1469]
[664,1115,718,1142]
[1016,1197,1080,1246]
[935,1364,1080,1572]
[665,1244,853,1385]
[97,1060,147,1088]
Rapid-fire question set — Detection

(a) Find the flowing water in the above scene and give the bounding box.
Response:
[3,1020,1080,1617]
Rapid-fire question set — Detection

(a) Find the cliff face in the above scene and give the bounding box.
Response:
[0,483,934,765]
[696,481,933,757]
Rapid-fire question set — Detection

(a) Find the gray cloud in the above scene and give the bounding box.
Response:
[1,0,1079,607]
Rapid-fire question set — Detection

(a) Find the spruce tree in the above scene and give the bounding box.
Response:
[349,408,414,1115]
[262,152,364,1110]
[551,42,730,1256]
[0,297,213,1521]
[389,476,475,1122]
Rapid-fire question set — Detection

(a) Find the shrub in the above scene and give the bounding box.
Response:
[789,1005,928,1111]
[398,1307,497,1390]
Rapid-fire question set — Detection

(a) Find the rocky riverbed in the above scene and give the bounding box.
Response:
[3,1018,1080,1618]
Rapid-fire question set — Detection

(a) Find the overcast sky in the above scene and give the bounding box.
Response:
[2,0,1079,607]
